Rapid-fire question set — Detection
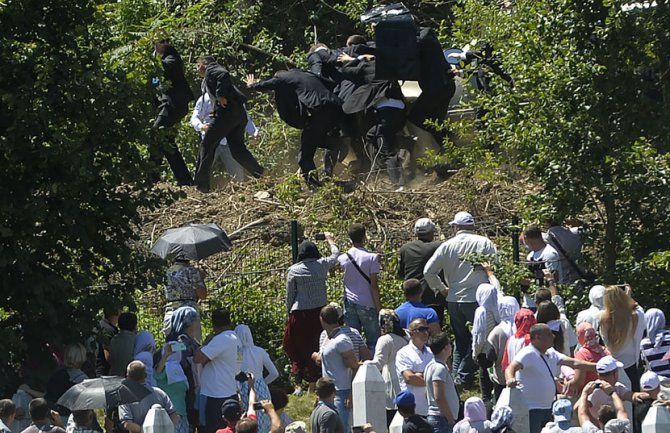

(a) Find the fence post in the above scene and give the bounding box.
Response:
[512,215,520,264]
[291,220,299,264]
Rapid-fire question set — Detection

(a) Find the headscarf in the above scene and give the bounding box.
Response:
[297,241,321,262]
[488,405,513,432]
[645,308,666,346]
[589,285,606,310]
[379,309,404,337]
[514,308,536,342]
[235,324,264,378]
[453,397,487,431]
[168,306,200,342]
[576,322,607,354]
[472,284,501,354]
[133,331,156,387]
[162,344,188,386]
[476,284,501,323]
[498,296,520,337]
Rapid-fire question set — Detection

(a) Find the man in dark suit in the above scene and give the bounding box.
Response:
[245,69,342,187]
[151,38,195,186]
[407,27,456,148]
[194,56,264,193]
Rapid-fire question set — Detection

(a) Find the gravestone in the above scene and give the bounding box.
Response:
[143,404,175,433]
[496,387,529,433]
[642,404,670,433]
[389,411,404,433]
[353,363,388,433]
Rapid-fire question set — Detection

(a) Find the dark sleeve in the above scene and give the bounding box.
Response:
[339,60,365,81]
[320,411,340,433]
[308,52,324,76]
[248,77,281,92]
[398,246,406,279]
[162,55,179,82]
[211,68,233,99]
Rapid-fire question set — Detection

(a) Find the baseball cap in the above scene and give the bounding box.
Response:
[414,218,435,235]
[596,356,624,374]
[640,371,661,391]
[449,211,474,226]
[552,398,572,422]
[393,390,415,408]
[221,399,242,420]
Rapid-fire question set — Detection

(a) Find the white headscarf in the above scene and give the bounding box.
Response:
[589,285,606,310]
[133,331,156,387]
[498,296,520,337]
[235,324,265,379]
[476,284,501,322]
[162,344,188,386]
[472,284,501,354]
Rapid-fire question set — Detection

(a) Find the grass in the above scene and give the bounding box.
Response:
[285,393,318,424]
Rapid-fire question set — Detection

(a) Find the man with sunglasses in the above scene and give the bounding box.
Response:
[395,319,434,416]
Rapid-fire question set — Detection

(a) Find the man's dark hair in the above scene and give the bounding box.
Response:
[524,225,543,239]
[212,309,232,328]
[72,410,93,427]
[346,35,367,46]
[320,305,339,325]
[270,388,289,411]
[534,287,552,305]
[196,56,216,65]
[427,332,451,355]
[0,399,16,419]
[348,223,366,243]
[309,43,328,54]
[236,418,258,433]
[103,305,120,320]
[29,398,50,422]
[117,312,137,332]
[598,404,617,425]
[315,377,336,398]
[529,323,551,340]
[403,279,423,298]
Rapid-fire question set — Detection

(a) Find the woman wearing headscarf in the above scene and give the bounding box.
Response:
[575,285,605,332]
[236,325,279,433]
[641,308,670,378]
[369,309,409,425]
[567,322,610,395]
[283,234,339,394]
[162,257,207,342]
[501,308,536,372]
[487,296,520,398]
[472,284,501,403]
[155,343,189,433]
[599,286,645,391]
[453,397,491,433]
[133,331,157,387]
[487,406,514,433]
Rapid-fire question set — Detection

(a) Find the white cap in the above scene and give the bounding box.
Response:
[596,355,624,374]
[449,211,474,226]
[640,371,661,390]
[414,218,435,235]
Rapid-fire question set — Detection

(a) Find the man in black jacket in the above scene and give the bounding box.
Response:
[151,38,195,186]
[245,69,342,187]
[194,56,264,193]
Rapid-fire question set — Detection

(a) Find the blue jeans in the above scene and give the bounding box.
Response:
[334,389,351,431]
[447,301,478,385]
[344,299,380,351]
[427,415,453,433]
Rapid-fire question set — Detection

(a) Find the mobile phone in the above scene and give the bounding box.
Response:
[594,382,601,388]
[314,233,326,241]
[252,402,263,411]
[235,371,249,382]
[170,342,186,352]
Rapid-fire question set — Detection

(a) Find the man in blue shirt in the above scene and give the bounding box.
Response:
[395,279,441,334]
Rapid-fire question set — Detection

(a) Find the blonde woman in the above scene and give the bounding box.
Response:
[599,286,645,391]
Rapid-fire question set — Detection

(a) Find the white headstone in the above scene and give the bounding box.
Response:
[496,387,529,433]
[143,404,175,433]
[353,362,388,433]
[389,411,404,433]
[642,404,670,433]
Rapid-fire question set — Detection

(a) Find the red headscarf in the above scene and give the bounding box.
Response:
[502,308,536,370]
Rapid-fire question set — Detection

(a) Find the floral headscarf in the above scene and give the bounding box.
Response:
[576,322,607,355]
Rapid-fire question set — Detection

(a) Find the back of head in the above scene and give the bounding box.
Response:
[309,43,328,54]
[72,410,94,427]
[212,308,232,329]
[402,279,423,298]
[348,223,366,244]
[523,225,543,240]
[196,55,216,65]
[126,360,147,382]
[601,286,636,351]
[534,287,552,305]
[103,305,120,320]
[346,35,367,46]
[598,404,616,426]
[0,399,16,419]
[297,241,321,262]
[427,332,450,355]
[536,301,560,323]
[270,388,289,411]
[320,304,340,326]
[29,398,50,422]
[530,323,551,341]
[315,377,336,399]
[118,312,138,332]
[63,343,87,370]
[378,309,404,337]
[236,418,258,433]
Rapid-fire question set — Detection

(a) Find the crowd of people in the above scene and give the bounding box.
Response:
[2,211,670,433]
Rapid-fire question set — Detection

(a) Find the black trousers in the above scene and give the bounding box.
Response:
[298,104,342,180]
[151,107,194,186]
[204,394,237,433]
[365,107,406,183]
[194,103,263,191]
[407,80,455,147]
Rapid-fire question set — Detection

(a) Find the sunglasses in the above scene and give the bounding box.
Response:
[411,326,430,333]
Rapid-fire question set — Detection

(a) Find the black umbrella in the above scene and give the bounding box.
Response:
[151,223,232,261]
[57,377,153,410]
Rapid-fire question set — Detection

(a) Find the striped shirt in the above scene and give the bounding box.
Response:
[641,331,670,377]
[286,244,339,312]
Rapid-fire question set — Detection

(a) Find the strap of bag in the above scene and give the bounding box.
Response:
[346,253,371,284]
[547,231,589,280]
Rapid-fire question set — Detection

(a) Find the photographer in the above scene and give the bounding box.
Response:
[242,375,282,433]
[520,225,560,310]
[578,381,632,433]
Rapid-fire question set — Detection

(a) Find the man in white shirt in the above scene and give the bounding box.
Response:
[424,211,496,389]
[522,225,560,310]
[194,309,240,433]
[395,318,434,416]
[505,324,596,433]
[190,93,259,182]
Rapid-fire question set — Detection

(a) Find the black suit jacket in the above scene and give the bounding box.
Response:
[339,59,403,114]
[249,69,342,128]
[204,62,247,107]
[307,48,343,89]
[157,46,194,116]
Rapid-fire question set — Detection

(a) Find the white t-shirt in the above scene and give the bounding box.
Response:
[321,330,355,390]
[514,345,566,410]
[200,330,239,397]
[523,244,560,309]
[395,342,433,416]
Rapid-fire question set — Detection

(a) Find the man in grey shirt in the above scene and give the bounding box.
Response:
[310,378,343,433]
[424,211,496,388]
[425,333,458,433]
[119,361,180,433]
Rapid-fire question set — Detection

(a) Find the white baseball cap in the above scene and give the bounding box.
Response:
[596,356,624,374]
[414,218,436,234]
[449,211,474,226]
[640,371,661,390]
